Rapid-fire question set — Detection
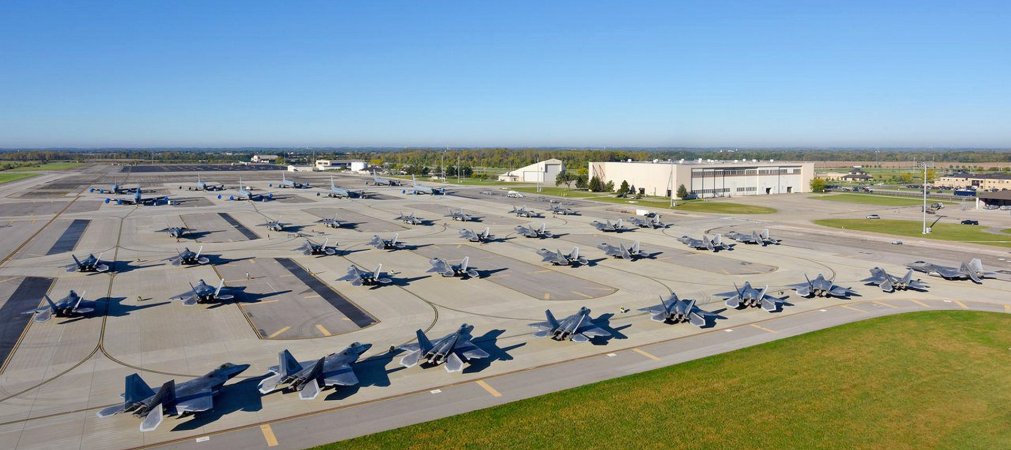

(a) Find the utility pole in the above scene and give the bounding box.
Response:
[921,161,933,234]
[457,152,461,183]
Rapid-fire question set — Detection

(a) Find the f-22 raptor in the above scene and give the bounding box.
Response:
[23,290,95,322]
[398,324,489,372]
[447,208,478,222]
[907,258,995,284]
[792,274,857,299]
[67,253,110,273]
[720,282,786,312]
[514,223,553,238]
[597,241,648,260]
[679,234,733,252]
[427,257,479,279]
[628,215,666,229]
[296,238,339,256]
[97,363,249,432]
[368,233,405,250]
[537,247,588,267]
[726,229,780,246]
[529,307,613,342]
[639,292,715,327]
[338,265,393,286]
[862,267,929,293]
[591,219,630,232]
[459,227,493,243]
[167,246,209,266]
[258,343,371,400]
[171,279,234,305]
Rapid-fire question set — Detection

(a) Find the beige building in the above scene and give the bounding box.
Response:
[498,158,564,183]
[934,173,1011,190]
[588,160,815,198]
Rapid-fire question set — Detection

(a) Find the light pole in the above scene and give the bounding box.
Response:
[921,161,933,234]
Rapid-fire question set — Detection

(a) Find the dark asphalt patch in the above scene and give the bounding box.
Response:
[0,277,54,372]
[217,213,259,240]
[128,164,287,173]
[46,219,90,255]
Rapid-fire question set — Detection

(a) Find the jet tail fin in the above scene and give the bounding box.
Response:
[124,373,156,404]
[545,309,560,328]
[416,329,434,353]
[279,349,302,377]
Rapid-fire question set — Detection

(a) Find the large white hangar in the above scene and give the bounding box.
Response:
[588,160,815,198]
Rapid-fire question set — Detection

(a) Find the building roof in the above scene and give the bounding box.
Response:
[593,160,810,168]
[978,190,1011,200]
[940,172,1011,180]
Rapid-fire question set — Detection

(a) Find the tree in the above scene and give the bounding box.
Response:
[575,174,588,189]
[604,180,615,192]
[676,184,688,199]
[617,180,630,196]
[810,177,827,193]
[588,175,604,192]
[555,171,570,188]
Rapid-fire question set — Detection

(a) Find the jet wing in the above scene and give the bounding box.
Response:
[322,364,359,387]
[176,389,214,413]
[577,324,611,338]
[455,341,489,360]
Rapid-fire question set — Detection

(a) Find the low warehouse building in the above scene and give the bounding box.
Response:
[498,159,564,183]
[588,160,815,198]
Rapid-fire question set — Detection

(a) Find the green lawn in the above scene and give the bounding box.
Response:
[0,172,39,184]
[813,193,927,206]
[511,186,776,214]
[320,311,1011,449]
[814,218,1011,248]
[7,161,81,171]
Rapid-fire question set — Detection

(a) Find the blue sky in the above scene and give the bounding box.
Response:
[1,1,1009,148]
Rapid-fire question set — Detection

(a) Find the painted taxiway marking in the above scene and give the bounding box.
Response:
[430,389,442,394]
[841,304,866,313]
[606,353,617,357]
[475,380,502,397]
[872,301,897,309]
[315,324,333,336]
[267,327,290,338]
[250,299,280,305]
[260,424,278,447]
[572,291,593,299]
[750,324,777,333]
[195,436,210,443]
[542,293,551,300]
[632,348,661,361]
[909,299,930,308]
[953,300,969,309]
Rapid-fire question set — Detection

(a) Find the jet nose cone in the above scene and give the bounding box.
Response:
[222,363,251,377]
[357,343,373,352]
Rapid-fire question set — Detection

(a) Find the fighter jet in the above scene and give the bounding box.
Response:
[296,238,338,256]
[792,274,857,299]
[275,172,310,189]
[368,233,405,250]
[262,219,285,232]
[337,265,393,286]
[548,204,579,215]
[537,247,588,267]
[591,219,630,233]
[395,211,423,225]
[191,175,223,191]
[324,176,364,198]
[447,208,478,222]
[91,183,137,194]
[318,214,345,229]
[398,324,489,372]
[861,267,930,293]
[22,290,95,322]
[678,234,733,251]
[726,229,780,246]
[427,257,479,278]
[529,307,612,342]
[402,175,444,195]
[510,205,540,218]
[514,223,554,239]
[105,187,170,206]
[597,241,648,260]
[907,258,995,284]
[160,226,189,239]
[167,246,209,266]
[258,343,371,399]
[639,292,714,327]
[719,282,786,312]
[97,363,249,432]
[370,170,402,186]
[459,227,493,243]
[227,178,272,201]
[171,279,234,305]
[66,253,110,273]
[628,215,666,229]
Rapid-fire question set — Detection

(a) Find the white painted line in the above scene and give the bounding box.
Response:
[430,389,442,394]
[819,309,827,312]
[606,353,617,357]
[724,329,734,332]
[195,436,210,443]
[943,300,952,303]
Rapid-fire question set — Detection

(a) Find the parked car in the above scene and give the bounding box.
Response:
[960,219,979,225]
[866,214,881,219]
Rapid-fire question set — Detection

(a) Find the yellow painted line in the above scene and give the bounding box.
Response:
[953,300,968,309]
[750,323,777,333]
[315,324,332,336]
[872,301,897,309]
[909,299,930,308]
[267,326,290,338]
[260,424,278,447]
[543,293,551,300]
[475,380,502,397]
[632,348,660,361]
[840,304,866,313]
[250,299,280,305]
[572,291,593,299]
[303,294,322,299]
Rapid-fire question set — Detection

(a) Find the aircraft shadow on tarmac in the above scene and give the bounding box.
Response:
[592,313,631,343]
[398,243,432,251]
[203,255,255,266]
[55,296,172,324]
[585,257,608,267]
[386,274,431,288]
[174,230,214,240]
[325,349,405,401]
[204,288,293,309]
[171,376,266,431]
[476,267,509,278]
[109,261,163,274]
[464,329,526,374]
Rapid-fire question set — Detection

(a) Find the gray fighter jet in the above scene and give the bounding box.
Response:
[97,363,249,432]
[529,307,612,342]
[338,264,393,286]
[296,238,338,256]
[719,282,786,312]
[726,229,780,246]
[591,219,630,232]
[167,246,209,266]
[161,226,189,239]
[67,253,110,273]
[105,187,170,206]
[447,208,478,222]
[262,219,285,232]
[171,279,234,305]
[597,241,647,260]
[639,292,714,327]
[537,247,588,267]
[395,211,423,225]
[318,214,344,228]
[275,172,310,189]
[427,257,479,278]
[548,204,579,215]
[628,215,666,229]
[227,177,273,201]
[368,233,405,250]
[370,170,402,186]
[402,175,445,195]
[459,227,493,243]
[398,324,489,372]
[514,223,554,238]
[907,258,995,284]
[22,290,95,322]
[510,205,540,218]
[792,274,857,298]
[861,267,930,293]
[678,234,733,251]
[258,342,371,399]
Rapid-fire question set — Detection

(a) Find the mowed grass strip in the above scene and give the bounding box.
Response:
[0,172,39,184]
[813,193,928,206]
[512,186,776,214]
[814,218,1011,248]
[319,312,1011,449]
[6,161,82,172]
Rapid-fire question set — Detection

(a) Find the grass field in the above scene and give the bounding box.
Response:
[511,186,777,214]
[0,172,39,184]
[320,311,1011,449]
[814,218,1011,248]
[813,193,927,206]
[7,161,81,171]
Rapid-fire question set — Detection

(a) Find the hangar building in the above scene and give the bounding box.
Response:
[498,159,564,183]
[588,160,815,198]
